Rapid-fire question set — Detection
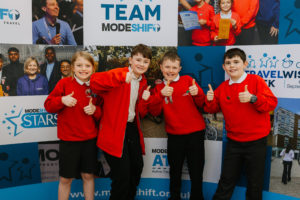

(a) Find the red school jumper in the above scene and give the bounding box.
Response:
[232,0,259,29]
[211,12,241,46]
[204,74,277,142]
[90,67,149,158]
[44,77,102,141]
[149,76,206,134]
[190,2,215,46]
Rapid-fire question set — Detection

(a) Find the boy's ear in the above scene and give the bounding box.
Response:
[243,61,249,69]
[42,6,47,12]
[222,64,225,71]
[128,57,132,65]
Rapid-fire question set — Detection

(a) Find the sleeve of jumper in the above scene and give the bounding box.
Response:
[210,17,218,40]
[92,96,103,121]
[203,86,221,113]
[147,86,164,117]
[272,0,280,28]
[240,0,259,27]
[90,69,127,94]
[205,6,215,27]
[252,76,278,113]
[44,80,65,113]
[192,81,206,108]
[233,14,242,36]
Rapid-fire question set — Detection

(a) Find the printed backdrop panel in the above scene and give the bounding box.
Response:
[0,0,32,44]
[84,0,178,46]
[0,96,58,145]
[226,45,300,99]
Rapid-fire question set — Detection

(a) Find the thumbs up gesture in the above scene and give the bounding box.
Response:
[161,80,173,97]
[62,91,77,107]
[84,98,96,115]
[125,70,134,83]
[238,85,252,103]
[142,85,151,101]
[206,84,214,101]
[189,79,198,96]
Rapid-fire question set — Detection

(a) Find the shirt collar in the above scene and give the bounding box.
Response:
[220,11,232,19]
[129,67,142,81]
[163,75,180,84]
[229,72,247,85]
[74,75,90,86]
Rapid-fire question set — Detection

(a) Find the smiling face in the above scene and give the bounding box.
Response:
[8,51,19,63]
[129,53,150,78]
[60,61,71,77]
[72,56,93,82]
[220,0,232,13]
[45,49,55,63]
[223,56,248,81]
[43,0,59,18]
[26,60,39,76]
[160,59,182,82]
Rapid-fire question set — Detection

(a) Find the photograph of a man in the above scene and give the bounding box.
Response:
[32,0,77,45]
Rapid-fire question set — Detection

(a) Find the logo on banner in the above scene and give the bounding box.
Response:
[1,105,57,137]
[100,0,161,32]
[0,8,21,25]
[151,148,169,174]
[246,52,300,88]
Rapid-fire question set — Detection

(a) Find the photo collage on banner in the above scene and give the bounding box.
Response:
[1,0,300,199]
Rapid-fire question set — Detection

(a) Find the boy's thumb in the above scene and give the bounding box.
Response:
[167,80,170,86]
[245,85,248,92]
[208,84,213,91]
[89,98,93,105]
[192,79,195,85]
[146,85,151,91]
[69,91,74,96]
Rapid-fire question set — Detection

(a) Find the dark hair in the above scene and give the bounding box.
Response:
[218,0,234,6]
[8,47,19,54]
[60,59,71,65]
[41,0,48,7]
[160,51,181,65]
[286,143,293,153]
[131,44,152,59]
[223,48,246,62]
[44,46,56,54]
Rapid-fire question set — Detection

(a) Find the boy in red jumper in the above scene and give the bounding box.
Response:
[205,48,277,200]
[180,0,215,46]
[90,44,152,200]
[44,51,102,200]
[149,51,206,200]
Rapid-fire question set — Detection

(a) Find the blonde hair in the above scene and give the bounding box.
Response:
[24,57,40,75]
[70,51,96,77]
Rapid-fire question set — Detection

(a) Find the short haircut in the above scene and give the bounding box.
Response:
[131,44,152,59]
[159,51,181,65]
[8,47,19,54]
[223,48,246,62]
[70,51,96,77]
[24,57,40,75]
[44,46,56,54]
[60,59,71,66]
[218,0,234,6]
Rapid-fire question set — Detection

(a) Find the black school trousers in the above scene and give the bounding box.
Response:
[104,122,144,200]
[213,136,267,200]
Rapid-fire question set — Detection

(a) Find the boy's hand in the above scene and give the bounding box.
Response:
[84,98,96,115]
[239,85,252,103]
[161,80,173,97]
[62,91,77,107]
[199,19,207,26]
[189,79,198,96]
[207,84,214,101]
[214,36,219,42]
[142,86,151,101]
[125,71,133,83]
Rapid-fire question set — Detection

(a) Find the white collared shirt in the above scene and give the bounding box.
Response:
[127,67,142,122]
[220,11,232,19]
[229,72,247,85]
[163,75,180,84]
[74,75,90,86]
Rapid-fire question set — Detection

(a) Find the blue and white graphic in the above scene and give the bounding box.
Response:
[0,96,58,145]
[0,0,32,44]
[84,0,177,46]
[231,45,300,98]
[279,0,300,44]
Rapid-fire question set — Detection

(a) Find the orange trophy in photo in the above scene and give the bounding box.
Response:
[218,19,231,39]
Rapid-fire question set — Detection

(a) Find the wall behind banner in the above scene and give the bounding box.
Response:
[1,0,300,199]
